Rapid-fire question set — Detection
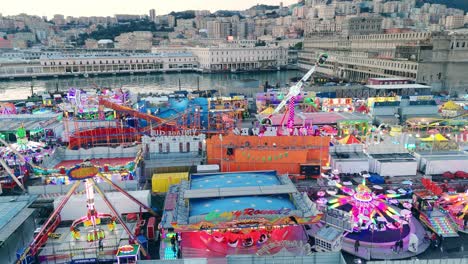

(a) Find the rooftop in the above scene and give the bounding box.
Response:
[370,153,415,160]
[365,84,431,90]
[368,77,412,81]
[0,195,36,243]
[0,115,62,132]
[330,152,368,160]
[41,52,195,60]
[315,226,343,242]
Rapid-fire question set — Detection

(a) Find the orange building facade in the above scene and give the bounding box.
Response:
[206,134,330,175]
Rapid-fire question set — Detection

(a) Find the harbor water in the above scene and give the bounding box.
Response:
[0,71,303,101]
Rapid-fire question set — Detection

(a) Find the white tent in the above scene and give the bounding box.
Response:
[408,233,419,253]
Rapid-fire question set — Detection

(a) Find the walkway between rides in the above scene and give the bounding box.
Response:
[341,216,431,260]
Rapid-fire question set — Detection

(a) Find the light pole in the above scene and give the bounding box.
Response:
[219,134,223,172]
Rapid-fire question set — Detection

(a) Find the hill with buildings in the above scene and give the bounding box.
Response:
[417,0,468,12]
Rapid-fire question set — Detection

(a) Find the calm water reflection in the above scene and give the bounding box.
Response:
[0,71,302,100]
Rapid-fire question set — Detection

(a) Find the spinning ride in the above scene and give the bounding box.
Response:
[328,179,401,230]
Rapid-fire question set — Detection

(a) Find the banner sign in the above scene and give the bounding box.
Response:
[205,208,292,222]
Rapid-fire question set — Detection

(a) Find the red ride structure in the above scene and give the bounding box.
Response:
[16,161,157,264]
[65,97,191,149]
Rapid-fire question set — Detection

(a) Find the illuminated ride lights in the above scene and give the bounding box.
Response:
[328,179,401,228]
[439,190,468,218]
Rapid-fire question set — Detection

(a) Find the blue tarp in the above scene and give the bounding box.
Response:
[368,174,385,184]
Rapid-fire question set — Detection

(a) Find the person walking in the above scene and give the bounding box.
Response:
[354,240,360,253]
[98,238,104,252]
[398,239,403,253]
[170,235,177,255]
[393,241,399,253]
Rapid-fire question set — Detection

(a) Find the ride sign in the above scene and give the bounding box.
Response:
[67,164,100,180]
[205,207,292,222]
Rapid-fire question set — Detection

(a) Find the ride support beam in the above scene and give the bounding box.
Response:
[0,159,26,192]
[91,179,149,258]
[17,180,81,264]
[97,173,157,216]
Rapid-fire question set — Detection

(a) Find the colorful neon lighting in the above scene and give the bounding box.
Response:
[440,191,468,218]
[328,179,401,226]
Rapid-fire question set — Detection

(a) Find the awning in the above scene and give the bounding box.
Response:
[420,133,448,142]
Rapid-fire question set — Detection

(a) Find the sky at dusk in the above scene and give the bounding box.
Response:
[2,0,298,18]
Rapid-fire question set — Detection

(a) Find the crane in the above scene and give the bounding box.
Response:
[262,53,328,129]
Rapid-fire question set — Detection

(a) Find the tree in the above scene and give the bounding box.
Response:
[291,42,303,50]
[255,40,266,47]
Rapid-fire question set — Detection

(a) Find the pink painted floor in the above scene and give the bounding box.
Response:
[179,225,307,258]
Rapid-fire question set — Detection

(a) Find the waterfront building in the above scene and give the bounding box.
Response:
[38,52,198,74]
[0,52,198,78]
[299,30,468,93]
[188,45,288,72]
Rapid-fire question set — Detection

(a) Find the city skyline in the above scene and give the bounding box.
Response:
[2,0,297,18]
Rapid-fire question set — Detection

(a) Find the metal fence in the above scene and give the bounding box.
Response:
[28,180,139,195]
[138,252,347,264]
[367,258,468,264]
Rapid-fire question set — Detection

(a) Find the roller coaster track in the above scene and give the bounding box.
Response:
[99,98,177,127]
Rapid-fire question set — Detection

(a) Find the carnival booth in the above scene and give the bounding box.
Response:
[367,97,398,108]
[440,101,464,118]
[329,144,369,174]
[116,244,140,264]
[152,172,189,193]
[338,135,361,145]
[337,119,370,137]
[314,226,343,252]
[209,95,248,120]
[321,98,353,112]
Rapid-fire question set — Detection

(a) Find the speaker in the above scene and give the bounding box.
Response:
[226,148,234,156]
[300,164,321,176]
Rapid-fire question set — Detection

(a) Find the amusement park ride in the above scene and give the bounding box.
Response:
[328,179,402,230]
[15,161,157,264]
[0,126,156,263]
[0,126,36,192]
[64,88,239,149]
[261,53,328,129]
